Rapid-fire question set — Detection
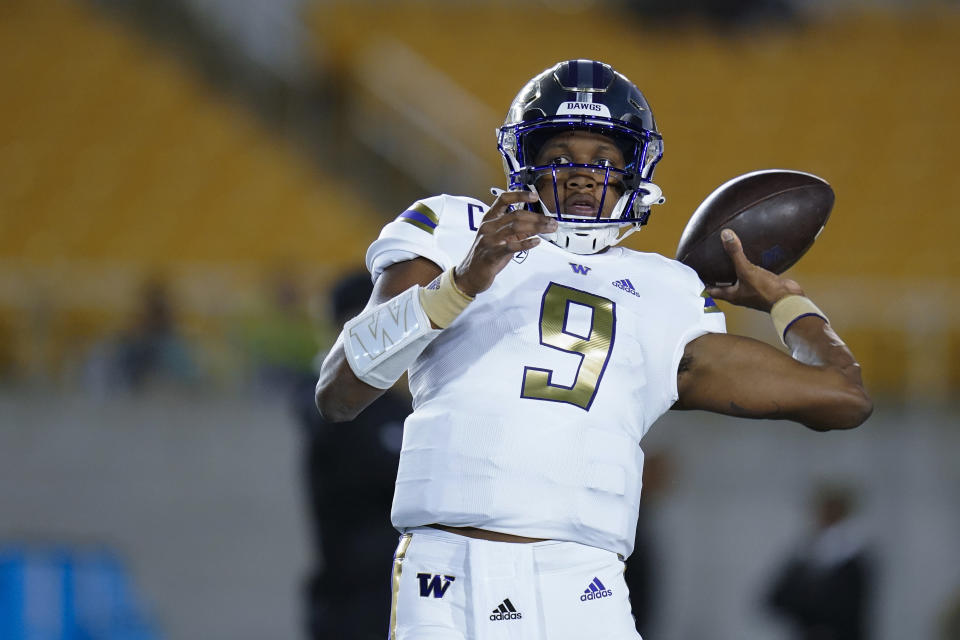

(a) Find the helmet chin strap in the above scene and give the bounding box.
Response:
[631,182,666,209]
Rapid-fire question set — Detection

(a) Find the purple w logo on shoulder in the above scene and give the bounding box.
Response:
[569,263,591,275]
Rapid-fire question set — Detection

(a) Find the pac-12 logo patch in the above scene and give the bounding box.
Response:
[417,573,455,599]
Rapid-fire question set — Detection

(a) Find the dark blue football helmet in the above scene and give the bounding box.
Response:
[497,60,665,254]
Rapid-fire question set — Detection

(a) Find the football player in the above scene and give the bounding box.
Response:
[315,59,872,639]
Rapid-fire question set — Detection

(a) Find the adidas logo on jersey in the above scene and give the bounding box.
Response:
[489,598,522,621]
[612,278,641,297]
[580,577,613,602]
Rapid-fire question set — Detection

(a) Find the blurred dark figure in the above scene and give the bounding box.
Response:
[765,482,873,640]
[291,271,409,640]
[626,0,797,28]
[625,450,673,637]
[238,268,320,393]
[115,276,196,390]
[940,586,960,640]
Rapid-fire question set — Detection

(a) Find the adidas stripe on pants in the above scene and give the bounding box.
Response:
[388,527,642,640]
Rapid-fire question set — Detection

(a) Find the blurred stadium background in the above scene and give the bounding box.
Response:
[0,0,958,638]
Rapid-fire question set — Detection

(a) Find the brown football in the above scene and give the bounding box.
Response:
[676,169,834,286]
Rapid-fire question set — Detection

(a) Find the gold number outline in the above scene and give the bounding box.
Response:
[520,282,616,411]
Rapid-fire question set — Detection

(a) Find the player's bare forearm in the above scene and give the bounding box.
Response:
[676,329,872,431]
[784,315,864,382]
[315,342,383,422]
[783,315,872,428]
[314,257,442,422]
[675,229,872,431]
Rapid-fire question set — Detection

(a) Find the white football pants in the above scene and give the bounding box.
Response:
[389,526,642,640]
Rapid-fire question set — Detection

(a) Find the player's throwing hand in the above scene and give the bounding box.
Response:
[706,229,805,312]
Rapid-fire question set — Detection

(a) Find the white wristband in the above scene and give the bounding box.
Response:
[342,285,441,389]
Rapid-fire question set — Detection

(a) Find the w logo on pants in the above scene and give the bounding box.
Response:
[417,573,456,598]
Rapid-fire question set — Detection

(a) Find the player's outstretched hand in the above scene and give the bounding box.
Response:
[705,229,805,312]
[454,190,557,297]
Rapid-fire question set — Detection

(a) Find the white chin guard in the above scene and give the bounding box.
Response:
[541,224,621,255]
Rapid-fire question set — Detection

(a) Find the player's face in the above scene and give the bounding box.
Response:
[532,130,627,219]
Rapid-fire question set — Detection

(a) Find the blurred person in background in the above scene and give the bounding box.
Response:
[118,277,196,389]
[625,450,673,637]
[235,268,320,393]
[627,0,795,27]
[941,586,960,640]
[84,276,197,392]
[315,60,872,638]
[0,316,16,381]
[764,482,874,640]
[291,271,409,640]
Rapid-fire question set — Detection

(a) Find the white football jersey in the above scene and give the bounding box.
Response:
[367,194,725,558]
